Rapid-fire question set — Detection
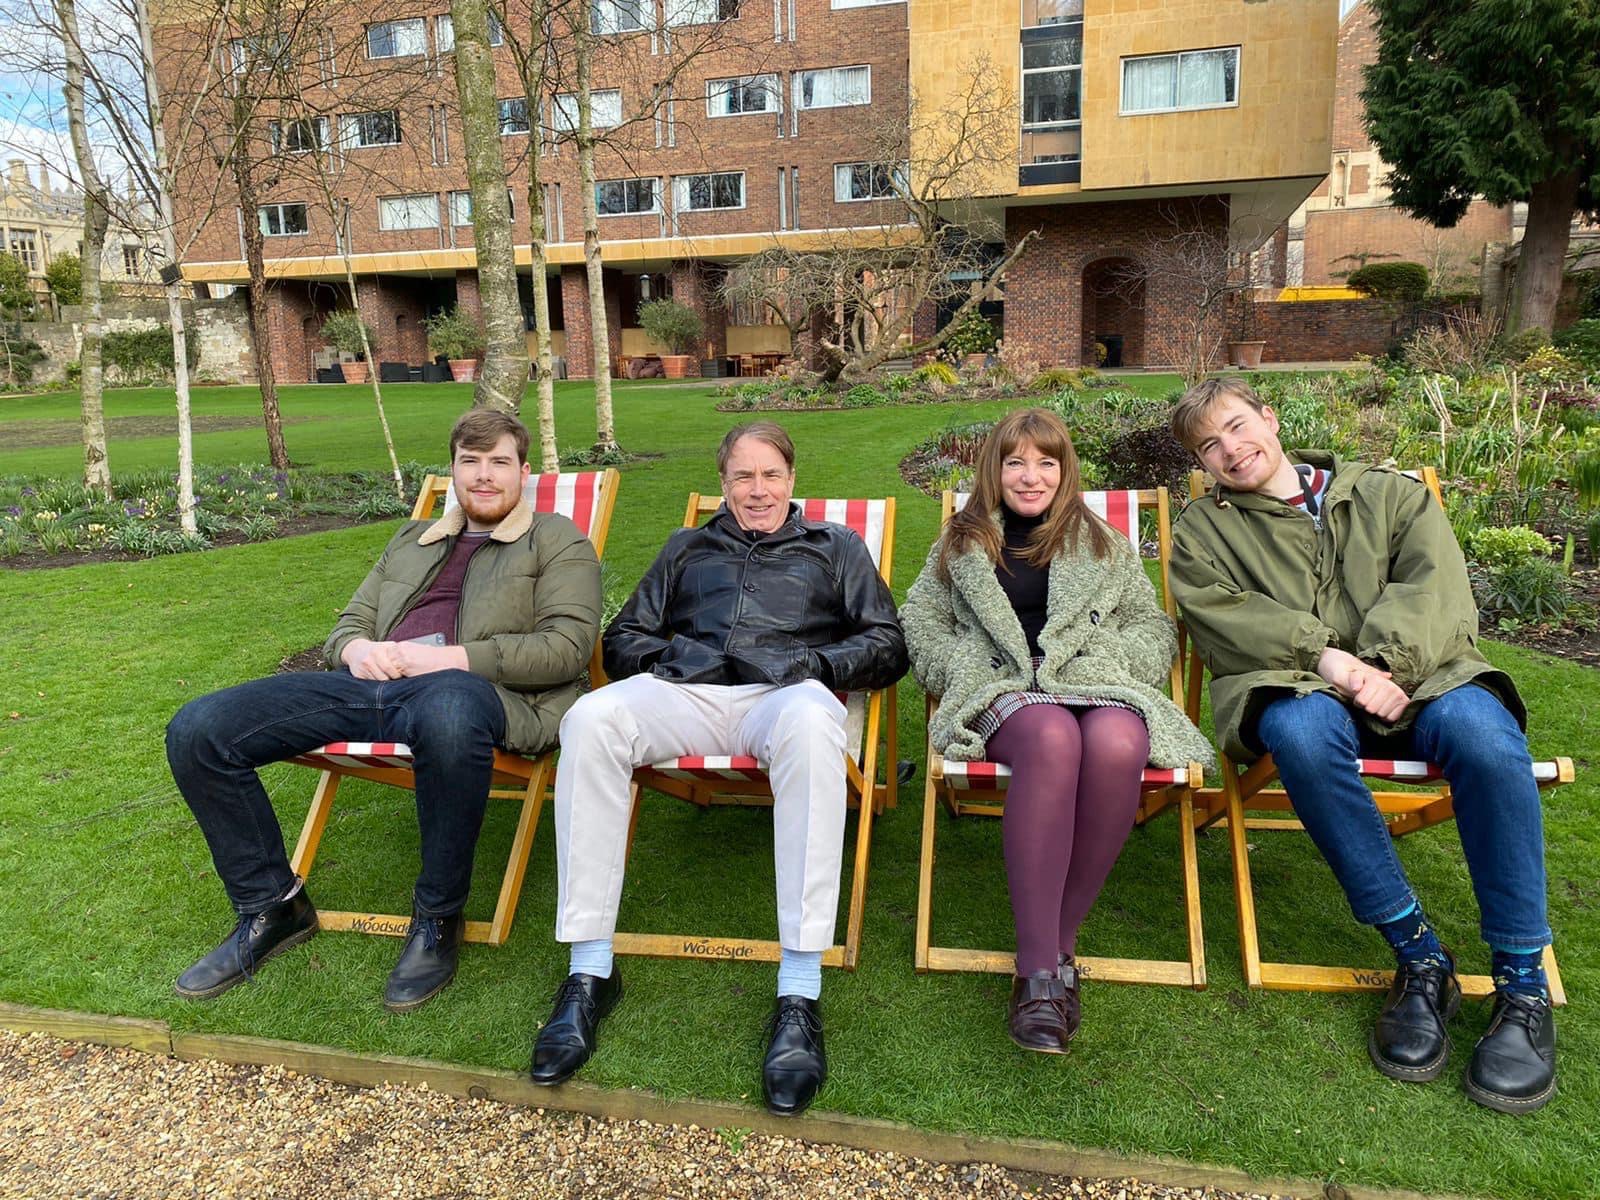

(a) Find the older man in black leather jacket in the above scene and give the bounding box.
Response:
[531,422,907,1116]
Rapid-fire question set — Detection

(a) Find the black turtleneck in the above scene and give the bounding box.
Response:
[997,506,1049,657]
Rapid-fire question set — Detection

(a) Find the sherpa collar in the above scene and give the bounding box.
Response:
[416,494,534,545]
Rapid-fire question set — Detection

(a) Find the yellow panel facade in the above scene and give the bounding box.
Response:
[907,0,1021,202]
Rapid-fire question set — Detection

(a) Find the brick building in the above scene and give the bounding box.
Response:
[156,0,1338,380]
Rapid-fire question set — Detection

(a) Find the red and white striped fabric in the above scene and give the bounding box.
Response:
[647,755,768,783]
[795,497,888,568]
[442,471,605,538]
[938,759,1189,791]
[290,742,415,771]
[1356,758,1563,784]
[952,490,1141,550]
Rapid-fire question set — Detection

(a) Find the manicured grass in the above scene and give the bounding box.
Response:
[1,377,1596,1198]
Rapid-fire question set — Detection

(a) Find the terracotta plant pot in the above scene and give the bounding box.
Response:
[340,360,369,384]
[1228,340,1266,369]
[660,354,695,379]
[448,358,479,382]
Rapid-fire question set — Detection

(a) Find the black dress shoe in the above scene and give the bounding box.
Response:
[530,969,623,1086]
[383,910,465,1013]
[1009,970,1073,1054]
[1368,956,1461,1081]
[762,995,826,1116]
[1464,990,1556,1114]
[175,889,319,1000]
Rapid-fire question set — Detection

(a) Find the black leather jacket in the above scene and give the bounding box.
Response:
[604,504,909,692]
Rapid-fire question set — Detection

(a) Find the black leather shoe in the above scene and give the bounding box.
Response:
[382,910,465,1013]
[175,889,319,1000]
[1464,990,1556,1114]
[1368,956,1461,1081]
[530,969,623,1086]
[1009,970,1073,1054]
[762,995,826,1116]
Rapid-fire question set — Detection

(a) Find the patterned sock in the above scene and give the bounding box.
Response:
[777,949,823,1000]
[1375,903,1449,970]
[568,938,614,980]
[1491,948,1549,1000]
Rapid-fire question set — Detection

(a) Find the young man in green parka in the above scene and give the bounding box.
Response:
[1168,377,1555,1114]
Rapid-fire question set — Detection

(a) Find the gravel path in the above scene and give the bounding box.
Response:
[0,1029,1289,1199]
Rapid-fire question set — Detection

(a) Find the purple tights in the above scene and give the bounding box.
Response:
[985,704,1149,975]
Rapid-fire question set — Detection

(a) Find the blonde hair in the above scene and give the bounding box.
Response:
[939,407,1115,580]
[1169,377,1265,453]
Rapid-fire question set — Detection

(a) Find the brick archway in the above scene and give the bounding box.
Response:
[1081,256,1144,368]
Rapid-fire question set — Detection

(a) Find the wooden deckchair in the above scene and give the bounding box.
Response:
[284,468,620,947]
[914,487,1209,988]
[1184,466,1571,1003]
[611,494,900,970]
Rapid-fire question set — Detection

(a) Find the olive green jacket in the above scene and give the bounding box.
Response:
[324,496,603,755]
[1170,451,1523,762]
[901,518,1214,769]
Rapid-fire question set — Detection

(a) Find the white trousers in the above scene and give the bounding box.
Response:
[553,674,849,952]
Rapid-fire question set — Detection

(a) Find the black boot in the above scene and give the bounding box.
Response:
[1368,956,1461,1082]
[762,995,826,1117]
[383,910,465,1013]
[1464,991,1556,1114]
[530,969,623,1086]
[175,890,319,1000]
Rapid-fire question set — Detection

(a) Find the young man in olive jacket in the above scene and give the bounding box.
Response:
[530,421,908,1117]
[1169,378,1555,1114]
[166,410,602,1014]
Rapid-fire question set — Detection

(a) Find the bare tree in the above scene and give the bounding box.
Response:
[719,58,1035,384]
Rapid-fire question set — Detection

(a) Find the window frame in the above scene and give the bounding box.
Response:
[365,17,427,60]
[673,170,745,212]
[228,32,285,74]
[378,193,441,231]
[595,177,661,217]
[793,64,872,111]
[257,203,310,238]
[1118,45,1241,116]
[1020,30,1082,132]
[705,73,779,118]
[340,110,403,149]
[498,97,530,136]
[591,0,645,34]
[551,88,623,132]
[832,161,901,203]
[270,116,329,155]
[663,0,739,27]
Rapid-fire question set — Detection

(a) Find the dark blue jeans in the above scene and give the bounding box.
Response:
[167,669,506,918]
[1254,684,1550,953]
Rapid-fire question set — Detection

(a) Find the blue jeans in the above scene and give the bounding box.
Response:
[166,669,506,918]
[1253,685,1550,952]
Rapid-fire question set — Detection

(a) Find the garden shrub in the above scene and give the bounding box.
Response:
[1466,525,1551,568]
[1031,367,1085,393]
[0,322,46,385]
[1095,422,1192,494]
[941,311,999,358]
[102,326,201,383]
[842,383,885,408]
[1347,261,1429,302]
[1404,315,1501,377]
[1554,319,1600,370]
[636,298,704,356]
[911,361,959,386]
[1495,327,1550,363]
[1474,557,1573,624]
[44,252,82,306]
[1518,344,1584,385]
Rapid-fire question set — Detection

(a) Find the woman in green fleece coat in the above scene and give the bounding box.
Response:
[902,408,1212,1054]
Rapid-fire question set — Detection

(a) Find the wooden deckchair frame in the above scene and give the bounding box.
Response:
[914,487,1209,988]
[1184,466,1571,1003]
[611,492,900,971]
[286,468,621,947]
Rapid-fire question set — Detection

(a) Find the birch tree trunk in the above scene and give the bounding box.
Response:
[58,0,111,496]
[231,109,290,468]
[338,231,405,498]
[452,0,528,413]
[574,22,617,452]
[133,0,196,535]
[520,0,558,470]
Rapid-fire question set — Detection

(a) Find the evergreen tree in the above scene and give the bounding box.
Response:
[1362,0,1600,334]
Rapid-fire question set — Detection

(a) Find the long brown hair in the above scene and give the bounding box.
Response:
[938,407,1115,579]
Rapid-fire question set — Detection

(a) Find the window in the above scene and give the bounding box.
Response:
[831,0,904,7]
[1021,33,1082,127]
[432,11,500,52]
[8,230,37,269]
[596,177,658,216]
[498,98,529,135]
[378,194,440,230]
[833,162,900,202]
[270,117,328,154]
[1121,47,1239,114]
[448,189,515,225]
[257,203,309,237]
[366,18,425,59]
[664,0,738,26]
[552,89,622,131]
[121,245,143,275]
[1020,0,1082,25]
[673,171,743,211]
[794,65,870,110]
[340,110,402,148]
[229,33,285,74]
[706,74,777,117]
[591,0,644,33]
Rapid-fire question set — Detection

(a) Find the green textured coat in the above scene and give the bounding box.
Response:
[1170,451,1524,763]
[901,516,1214,769]
[324,496,603,756]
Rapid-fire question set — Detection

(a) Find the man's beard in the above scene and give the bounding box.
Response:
[458,485,519,527]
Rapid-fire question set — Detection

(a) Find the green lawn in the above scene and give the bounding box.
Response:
[1,379,1596,1199]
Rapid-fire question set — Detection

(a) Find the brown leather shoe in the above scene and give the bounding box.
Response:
[1009,970,1072,1054]
[1059,957,1082,1044]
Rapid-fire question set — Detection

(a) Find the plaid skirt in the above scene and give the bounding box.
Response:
[967,656,1140,746]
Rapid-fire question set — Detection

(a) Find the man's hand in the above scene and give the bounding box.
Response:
[390,641,471,676]
[1316,646,1410,722]
[343,638,405,680]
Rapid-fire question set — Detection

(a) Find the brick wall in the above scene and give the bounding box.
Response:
[1302,202,1513,287]
[1331,3,1376,152]
[1254,297,1447,362]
